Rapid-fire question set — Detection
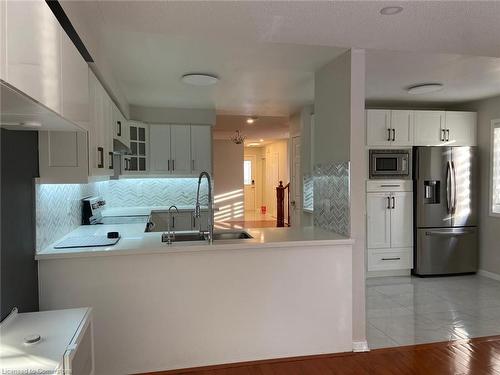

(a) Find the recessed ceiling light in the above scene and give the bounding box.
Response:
[407,83,444,95]
[380,6,403,15]
[247,143,261,147]
[246,117,258,124]
[259,139,264,142]
[181,73,218,86]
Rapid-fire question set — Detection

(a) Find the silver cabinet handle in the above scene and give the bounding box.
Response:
[168,160,170,171]
[446,129,450,142]
[441,129,445,142]
[382,257,401,261]
[97,147,104,168]
[108,152,114,169]
[387,128,391,141]
[392,128,395,142]
[391,196,395,209]
[386,197,391,209]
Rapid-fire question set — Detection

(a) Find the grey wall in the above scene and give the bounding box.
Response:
[130,105,216,125]
[313,49,367,344]
[459,95,500,274]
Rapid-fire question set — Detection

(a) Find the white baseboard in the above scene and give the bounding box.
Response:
[366,269,411,278]
[352,340,370,352]
[478,269,500,281]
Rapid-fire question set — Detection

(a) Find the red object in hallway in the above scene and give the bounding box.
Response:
[261,206,267,214]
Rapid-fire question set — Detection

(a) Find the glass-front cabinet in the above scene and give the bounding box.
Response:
[125,122,148,173]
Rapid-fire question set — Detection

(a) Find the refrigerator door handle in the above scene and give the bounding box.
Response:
[446,161,452,214]
[425,229,475,236]
[451,161,457,214]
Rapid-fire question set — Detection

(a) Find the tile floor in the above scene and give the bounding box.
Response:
[367,275,500,349]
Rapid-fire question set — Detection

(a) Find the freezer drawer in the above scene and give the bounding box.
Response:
[414,227,478,276]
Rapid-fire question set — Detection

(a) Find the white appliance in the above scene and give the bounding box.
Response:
[0,307,94,375]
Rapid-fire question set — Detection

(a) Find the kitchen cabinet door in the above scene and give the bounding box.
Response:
[126,122,148,173]
[414,111,445,146]
[103,94,114,170]
[38,131,89,183]
[149,124,171,173]
[5,0,62,113]
[367,193,391,249]
[190,125,212,174]
[112,103,128,146]
[366,110,391,146]
[389,192,413,248]
[170,125,191,175]
[445,111,477,146]
[61,31,89,127]
[391,110,414,146]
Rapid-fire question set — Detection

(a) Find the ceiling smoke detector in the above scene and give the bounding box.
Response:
[380,6,404,15]
[181,73,219,86]
[407,83,444,95]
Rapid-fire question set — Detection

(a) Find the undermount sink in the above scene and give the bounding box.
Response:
[212,231,253,240]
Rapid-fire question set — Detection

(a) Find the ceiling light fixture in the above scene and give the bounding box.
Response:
[230,130,246,144]
[259,139,264,142]
[407,83,444,95]
[247,143,261,147]
[246,117,258,124]
[181,73,219,86]
[380,6,403,15]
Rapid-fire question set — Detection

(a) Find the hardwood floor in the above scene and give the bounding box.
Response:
[140,335,500,375]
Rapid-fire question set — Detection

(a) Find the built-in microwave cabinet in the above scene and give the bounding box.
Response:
[366,110,414,147]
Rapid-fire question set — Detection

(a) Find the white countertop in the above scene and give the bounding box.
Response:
[36,223,352,260]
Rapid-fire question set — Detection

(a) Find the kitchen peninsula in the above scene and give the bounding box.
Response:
[37,222,353,375]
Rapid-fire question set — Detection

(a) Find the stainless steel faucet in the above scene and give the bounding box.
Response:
[162,205,179,245]
[195,172,214,244]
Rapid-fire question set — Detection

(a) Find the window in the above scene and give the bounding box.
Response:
[491,120,500,216]
[243,160,252,185]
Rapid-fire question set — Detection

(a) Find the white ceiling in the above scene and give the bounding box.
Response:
[213,115,289,145]
[62,1,500,114]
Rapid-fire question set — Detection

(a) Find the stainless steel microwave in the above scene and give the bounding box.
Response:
[369,149,411,179]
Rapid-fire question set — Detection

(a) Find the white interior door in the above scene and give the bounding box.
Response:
[266,152,279,218]
[244,155,256,212]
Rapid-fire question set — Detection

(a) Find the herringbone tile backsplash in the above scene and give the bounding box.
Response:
[313,162,350,236]
[36,178,204,251]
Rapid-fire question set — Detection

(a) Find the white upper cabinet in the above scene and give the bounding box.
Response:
[413,111,446,146]
[5,0,62,113]
[445,111,477,146]
[190,125,212,174]
[366,110,391,146]
[112,103,128,146]
[366,109,414,146]
[390,110,414,146]
[149,124,171,173]
[170,125,191,175]
[61,31,89,127]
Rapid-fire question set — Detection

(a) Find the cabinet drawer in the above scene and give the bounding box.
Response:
[366,180,413,193]
[368,248,412,271]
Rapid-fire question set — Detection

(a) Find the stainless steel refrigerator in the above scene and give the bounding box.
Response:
[413,146,478,276]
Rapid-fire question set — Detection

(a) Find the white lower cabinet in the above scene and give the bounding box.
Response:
[367,181,413,272]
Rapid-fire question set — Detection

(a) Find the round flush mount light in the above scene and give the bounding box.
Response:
[407,83,444,95]
[181,73,219,86]
[380,6,404,15]
[246,117,258,124]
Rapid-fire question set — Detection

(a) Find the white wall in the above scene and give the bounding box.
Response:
[458,95,500,275]
[213,140,244,222]
[313,49,366,345]
[39,243,353,374]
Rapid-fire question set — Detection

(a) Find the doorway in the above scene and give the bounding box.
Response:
[244,155,256,212]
